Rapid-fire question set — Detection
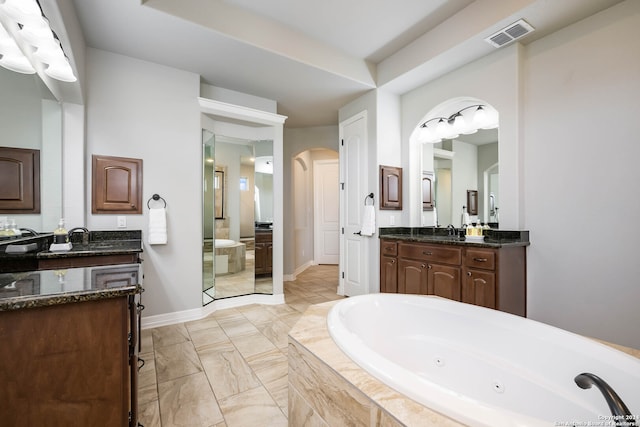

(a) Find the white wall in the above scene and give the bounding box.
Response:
[85,48,203,317]
[523,0,640,348]
[401,0,640,348]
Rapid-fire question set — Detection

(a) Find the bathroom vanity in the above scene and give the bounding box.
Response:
[0,231,144,426]
[379,227,528,316]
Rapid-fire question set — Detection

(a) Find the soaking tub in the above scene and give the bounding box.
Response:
[214,238,238,248]
[327,294,640,427]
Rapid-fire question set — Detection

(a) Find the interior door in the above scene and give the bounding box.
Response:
[339,111,369,296]
[314,159,339,264]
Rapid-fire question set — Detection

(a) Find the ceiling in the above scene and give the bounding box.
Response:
[67,0,623,127]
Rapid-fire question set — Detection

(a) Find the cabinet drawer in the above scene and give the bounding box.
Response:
[464,248,496,270]
[380,240,398,257]
[399,243,461,265]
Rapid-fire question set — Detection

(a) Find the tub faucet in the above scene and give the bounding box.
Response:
[575,373,637,426]
[68,227,90,245]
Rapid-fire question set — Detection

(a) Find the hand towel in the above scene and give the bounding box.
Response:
[360,205,376,237]
[148,207,167,245]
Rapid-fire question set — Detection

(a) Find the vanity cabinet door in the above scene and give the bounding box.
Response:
[398,259,428,295]
[380,255,398,293]
[462,269,496,309]
[427,263,461,301]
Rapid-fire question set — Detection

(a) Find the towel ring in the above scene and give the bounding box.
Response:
[147,193,167,209]
[364,193,374,205]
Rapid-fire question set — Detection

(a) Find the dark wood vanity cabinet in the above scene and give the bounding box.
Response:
[255,230,273,275]
[380,240,398,293]
[380,239,526,316]
[0,294,140,426]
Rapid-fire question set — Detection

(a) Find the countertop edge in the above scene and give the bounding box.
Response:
[0,284,142,312]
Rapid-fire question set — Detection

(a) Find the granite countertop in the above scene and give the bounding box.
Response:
[379,227,530,248]
[0,263,142,312]
[0,230,143,261]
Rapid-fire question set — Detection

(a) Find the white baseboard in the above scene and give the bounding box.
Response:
[283,260,316,282]
[141,293,286,329]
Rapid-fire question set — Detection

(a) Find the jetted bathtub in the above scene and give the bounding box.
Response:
[327,294,640,427]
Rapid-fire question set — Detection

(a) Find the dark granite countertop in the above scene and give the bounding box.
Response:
[0,230,142,260]
[0,263,142,311]
[379,227,529,248]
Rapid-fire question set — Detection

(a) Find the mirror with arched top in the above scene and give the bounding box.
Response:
[413,97,499,228]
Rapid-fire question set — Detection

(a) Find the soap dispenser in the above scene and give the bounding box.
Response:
[50,219,73,252]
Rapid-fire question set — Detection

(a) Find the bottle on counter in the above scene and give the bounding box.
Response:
[53,218,69,244]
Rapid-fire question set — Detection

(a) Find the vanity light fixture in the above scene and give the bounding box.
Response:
[418,104,498,144]
[0,0,77,82]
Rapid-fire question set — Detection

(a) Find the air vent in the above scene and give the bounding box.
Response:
[485,19,535,48]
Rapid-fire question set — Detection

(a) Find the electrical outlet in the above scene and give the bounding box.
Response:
[117,216,126,228]
[389,215,395,226]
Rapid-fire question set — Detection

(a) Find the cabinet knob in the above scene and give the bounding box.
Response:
[467,271,472,276]
[421,263,426,269]
[427,264,432,269]
[131,204,136,208]
[423,251,433,256]
[391,259,396,264]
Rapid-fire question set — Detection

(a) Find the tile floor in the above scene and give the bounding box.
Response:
[138,264,343,427]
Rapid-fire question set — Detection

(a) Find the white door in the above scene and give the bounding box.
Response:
[339,111,369,296]
[314,159,340,264]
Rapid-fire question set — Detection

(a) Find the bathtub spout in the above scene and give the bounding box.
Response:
[575,373,637,426]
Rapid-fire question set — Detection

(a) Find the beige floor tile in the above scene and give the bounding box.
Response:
[217,316,260,337]
[185,315,222,333]
[245,348,288,384]
[199,344,262,400]
[140,265,340,426]
[158,372,224,427]
[138,352,158,404]
[189,325,231,351]
[152,323,191,349]
[155,341,203,383]
[265,375,289,412]
[229,330,278,359]
[218,386,287,427]
[138,399,162,427]
[257,318,291,349]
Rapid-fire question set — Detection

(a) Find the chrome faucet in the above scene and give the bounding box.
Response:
[68,227,90,245]
[575,373,637,426]
[446,224,457,237]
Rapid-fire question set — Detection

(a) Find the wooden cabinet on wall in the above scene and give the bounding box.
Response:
[0,146,40,214]
[380,239,526,316]
[92,155,143,214]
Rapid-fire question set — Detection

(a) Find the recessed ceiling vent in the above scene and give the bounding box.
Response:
[485,19,535,48]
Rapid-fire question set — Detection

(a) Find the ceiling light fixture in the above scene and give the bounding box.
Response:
[417,104,498,144]
[0,0,77,82]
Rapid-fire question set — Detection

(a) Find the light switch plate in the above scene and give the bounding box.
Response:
[389,215,395,226]
[117,216,126,228]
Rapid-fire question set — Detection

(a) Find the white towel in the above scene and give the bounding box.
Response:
[148,207,167,245]
[360,205,376,237]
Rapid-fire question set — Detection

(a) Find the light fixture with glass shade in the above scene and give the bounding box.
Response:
[0,0,77,82]
[417,104,498,144]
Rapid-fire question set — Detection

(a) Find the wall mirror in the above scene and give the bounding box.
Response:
[202,130,273,304]
[416,98,499,228]
[428,129,499,227]
[0,67,62,233]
